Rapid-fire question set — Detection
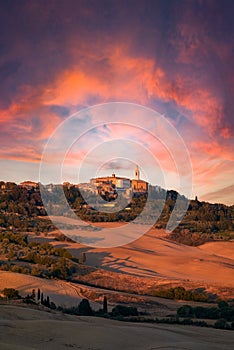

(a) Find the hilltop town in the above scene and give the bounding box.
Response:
[0,165,233,246]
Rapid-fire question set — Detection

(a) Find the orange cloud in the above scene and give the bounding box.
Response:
[40,44,230,145]
[0,45,231,182]
[43,46,156,107]
[193,140,234,162]
[0,95,62,162]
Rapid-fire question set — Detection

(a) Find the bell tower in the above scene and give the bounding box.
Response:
[135,165,140,180]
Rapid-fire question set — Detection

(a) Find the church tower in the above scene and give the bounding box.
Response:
[135,165,140,180]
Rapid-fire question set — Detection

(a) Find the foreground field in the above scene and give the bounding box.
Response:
[0,304,233,350]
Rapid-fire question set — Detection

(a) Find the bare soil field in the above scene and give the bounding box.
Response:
[198,241,234,260]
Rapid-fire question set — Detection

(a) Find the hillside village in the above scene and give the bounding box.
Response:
[0,166,233,246]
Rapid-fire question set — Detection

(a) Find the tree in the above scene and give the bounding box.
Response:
[50,301,56,310]
[103,296,108,314]
[31,289,35,300]
[218,300,229,309]
[82,252,86,264]
[78,299,93,316]
[7,248,16,260]
[37,288,41,301]
[214,319,227,329]
[111,305,138,317]
[2,288,20,299]
[41,292,44,304]
[177,305,194,317]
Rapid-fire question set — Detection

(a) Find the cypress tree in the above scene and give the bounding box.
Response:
[103,296,108,313]
[82,252,86,264]
[37,288,41,301]
[32,289,35,300]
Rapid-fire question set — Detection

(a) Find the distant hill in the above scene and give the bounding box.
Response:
[0,181,233,245]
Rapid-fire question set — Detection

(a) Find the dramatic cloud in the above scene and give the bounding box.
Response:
[0,0,233,204]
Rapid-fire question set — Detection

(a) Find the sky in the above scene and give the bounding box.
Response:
[0,0,233,205]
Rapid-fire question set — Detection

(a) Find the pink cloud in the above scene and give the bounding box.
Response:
[200,185,234,206]
[0,24,232,204]
[193,140,234,162]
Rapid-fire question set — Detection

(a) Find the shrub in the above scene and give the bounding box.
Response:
[111,305,138,317]
[193,306,219,319]
[220,306,234,322]
[218,300,229,309]
[153,286,208,302]
[181,318,193,325]
[214,319,227,329]
[193,320,208,327]
[50,301,56,310]
[2,288,20,299]
[177,305,194,317]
